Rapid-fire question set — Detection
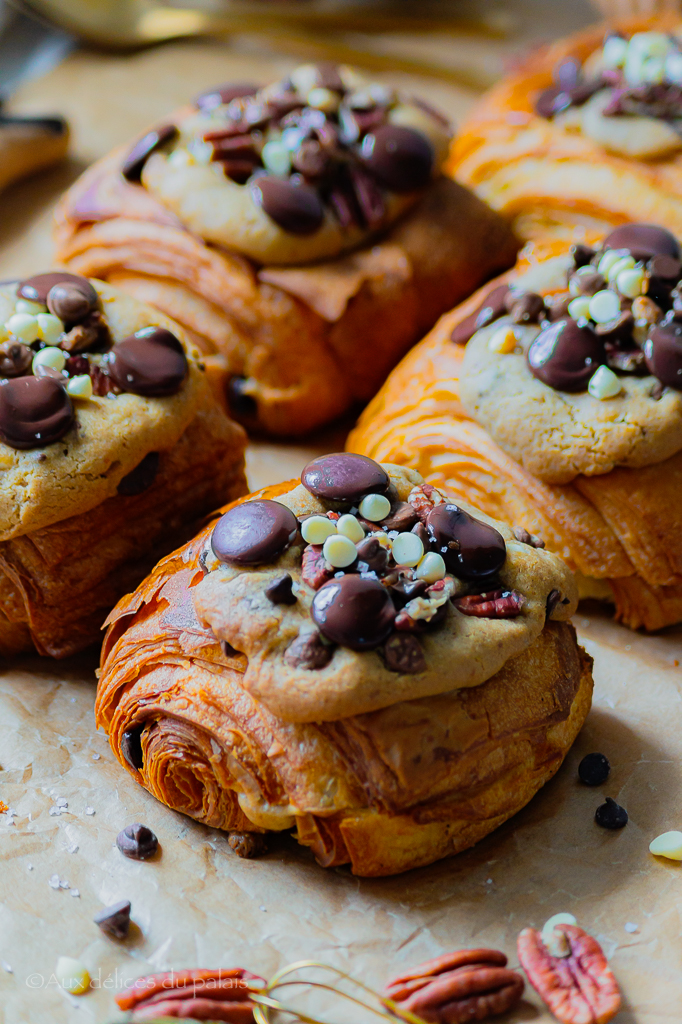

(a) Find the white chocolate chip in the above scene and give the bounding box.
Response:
[323,533,357,568]
[588,289,621,324]
[36,313,64,346]
[6,312,40,343]
[66,374,93,400]
[262,139,292,177]
[415,551,446,582]
[568,295,592,320]
[301,515,337,546]
[597,250,624,277]
[649,830,682,860]
[32,347,66,372]
[588,364,623,400]
[605,254,635,283]
[55,957,90,996]
[641,57,666,84]
[307,87,338,113]
[290,64,320,97]
[488,325,517,354]
[541,913,577,958]
[358,493,391,522]
[616,267,646,298]
[336,513,365,544]
[666,51,682,85]
[15,298,45,315]
[630,31,670,60]
[602,35,628,70]
[391,532,424,567]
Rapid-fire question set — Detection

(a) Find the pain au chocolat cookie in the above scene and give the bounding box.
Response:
[96,454,592,877]
[53,64,517,436]
[0,270,246,657]
[450,18,682,242]
[350,223,682,631]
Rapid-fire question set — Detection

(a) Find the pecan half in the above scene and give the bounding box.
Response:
[517,924,621,1024]
[384,948,524,1024]
[301,544,333,590]
[116,967,263,1022]
[454,589,525,618]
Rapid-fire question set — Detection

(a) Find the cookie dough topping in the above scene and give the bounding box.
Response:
[0,274,189,450]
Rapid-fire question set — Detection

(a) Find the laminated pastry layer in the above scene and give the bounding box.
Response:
[191,465,577,723]
[349,277,682,631]
[449,15,682,242]
[0,281,217,541]
[96,507,593,876]
[53,157,518,437]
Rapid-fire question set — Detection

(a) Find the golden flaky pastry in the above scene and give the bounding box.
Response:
[0,272,246,657]
[96,459,592,876]
[53,65,517,436]
[350,230,682,631]
[449,17,682,242]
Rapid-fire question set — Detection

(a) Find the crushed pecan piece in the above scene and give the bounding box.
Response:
[89,362,116,396]
[518,924,621,1024]
[455,589,525,618]
[301,544,333,590]
[408,484,440,522]
[284,629,333,670]
[228,831,268,859]
[513,526,545,549]
[0,340,32,377]
[384,948,524,1024]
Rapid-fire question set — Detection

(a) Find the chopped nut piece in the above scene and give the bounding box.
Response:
[228,831,268,858]
[55,956,90,996]
[301,544,333,590]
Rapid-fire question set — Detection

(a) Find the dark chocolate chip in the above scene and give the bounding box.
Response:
[116,823,159,860]
[121,727,144,770]
[0,341,32,377]
[18,271,95,306]
[360,125,433,192]
[251,176,324,234]
[284,629,333,669]
[594,310,634,344]
[212,499,298,566]
[265,573,297,605]
[376,501,418,532]
[602,223,681,262]
[527,317,605,392]
[94,900,132,940]
[569,270,605,296]
[122,124,178,182]
[579,752,611,786]
[554,57,582,90]
[594,796,628,830]
[355,536,389,574]
[47,281,97,325]
[644,312,682,389]
[195,83,259,110]
[228,832,268,858]
[312,574,396,650]
[302,453,389,504]
[227,375,258,419]
[117,452,160,496]
[570,242,596,268]
[411,521,429,547]
[107,326,187,397]
[425,504,506,581]
[383,632,426,674]
[0,376,74,450]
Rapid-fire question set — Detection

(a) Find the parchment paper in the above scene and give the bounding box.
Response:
[1,22,682,1024]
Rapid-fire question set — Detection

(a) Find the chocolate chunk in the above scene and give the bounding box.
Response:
[535,85,572,118]
[0,341,32,377]
[355,536,389,574]
[121,727,144,770]
[116,823,159,860]
[527,317,605,392]
[383,633,426,674]
[360,125,433,192]
[425,504,506,581]
[212,499,298,566]
[292,139,328,179]
[284,629,333,669]
[107,326,187,396]
[17,271,94,306]
[265,573,297,605]
[301,453,389,504]
[510,291,546,324]
[47,281,98,324]
[228,832,268,858]
[594,309,634,344]
[117,452,160,496]
[390,576,428,606]
[251,176,324,235]
[579,752,611,786]
[312,574,396,650]
[594,796,628,830]
[0,376,74,449]
[122,124,178,182]
[569,270,605,297]
[570,243,596,269]
[648,254,681,281]
[602,223,680,262]
[644,312,682,389]
[450,285,510,346]
[94,900,132,940]
[227,375,258,419]
[379,501,419,532]
[313,62,344,92]
[195,83,259,110]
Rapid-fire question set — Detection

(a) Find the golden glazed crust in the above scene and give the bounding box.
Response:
[449,16,682,242]
[53,149,518,436]
[348,267,682,631]
[96,484,593,876]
